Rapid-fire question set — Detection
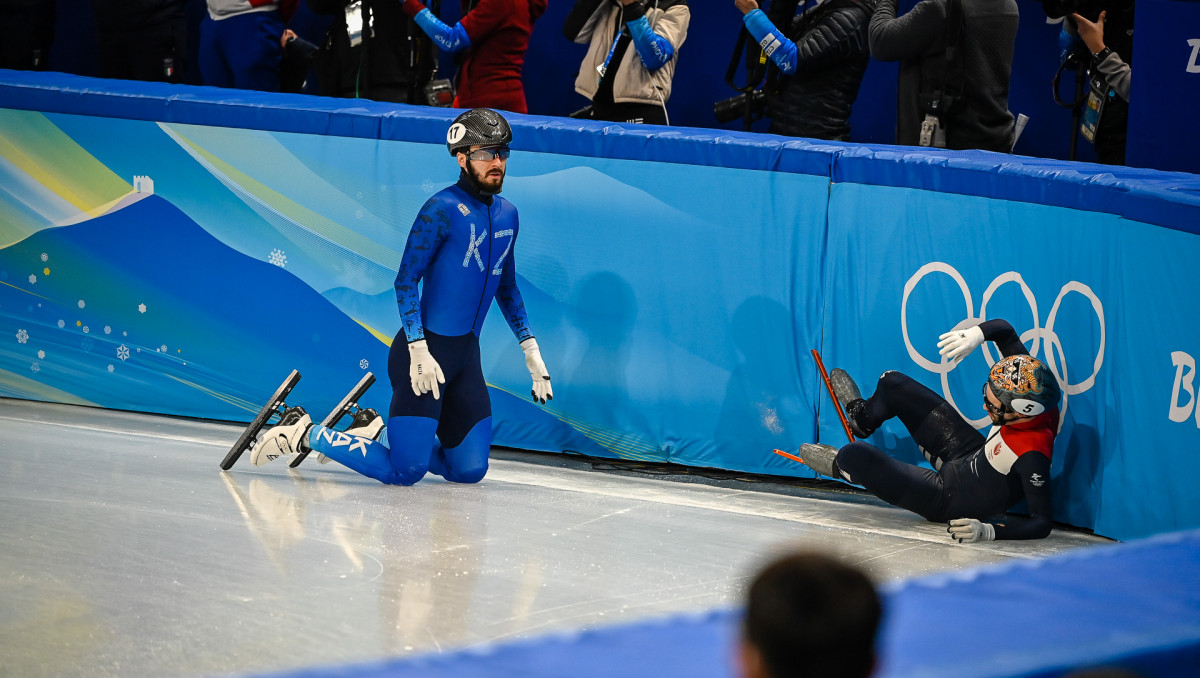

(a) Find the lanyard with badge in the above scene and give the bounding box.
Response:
[596,4,634,80]
[345,0,368,46]
[1080,68,1112,143]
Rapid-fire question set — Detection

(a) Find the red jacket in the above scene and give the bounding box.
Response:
[405,0,547,114]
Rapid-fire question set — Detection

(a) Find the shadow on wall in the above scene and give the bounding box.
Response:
[714,296,809,464]
[1058,419,1103,527]
[564,271,652,445]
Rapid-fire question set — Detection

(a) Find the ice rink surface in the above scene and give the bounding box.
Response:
[0,398,1110,678]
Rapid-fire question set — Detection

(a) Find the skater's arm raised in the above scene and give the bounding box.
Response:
[979,318,1027,357]
[938,318,1026,362]
[395,198,450,344]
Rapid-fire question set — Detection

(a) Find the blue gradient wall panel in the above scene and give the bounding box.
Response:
[0,106,828,478]
[2,72,1199,540]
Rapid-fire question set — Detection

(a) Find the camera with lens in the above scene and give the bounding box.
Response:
[716,0,802,130]
[713,89,768,124]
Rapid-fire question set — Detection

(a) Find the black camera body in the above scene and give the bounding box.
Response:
[714,89,768,124]
[423,79,454,107]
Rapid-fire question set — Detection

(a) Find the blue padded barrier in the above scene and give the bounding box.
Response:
[244,529,1200,678]
[3,71,1198,230]
[831,146,1200,237]
[3,71,1200,541]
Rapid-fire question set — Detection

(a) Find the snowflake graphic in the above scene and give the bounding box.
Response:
[421,179,436,194]
[40,253,48,262]
[159,344,168,353]
[82,337,94,352]
[28,274,36,284]
[37,350,45,359]
[269,249,287,267]
[104,326,112,335]
[16,329,28,344]
[107,364,115,373]
[360,359,369,370]
[83,326,90,334]
[138,304,147,314]
[30,362,39,373]
[117,344,130,361]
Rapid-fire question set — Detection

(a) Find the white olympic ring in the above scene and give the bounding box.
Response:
[901,262,1105,429]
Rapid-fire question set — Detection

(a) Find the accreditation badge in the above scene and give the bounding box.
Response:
[1080,71,1109,144]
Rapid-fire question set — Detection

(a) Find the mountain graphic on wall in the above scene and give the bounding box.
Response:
[0,193,392,421]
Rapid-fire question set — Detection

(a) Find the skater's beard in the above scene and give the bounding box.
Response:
[465,160,505,196]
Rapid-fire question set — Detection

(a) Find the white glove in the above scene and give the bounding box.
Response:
[937,325,985,362]
[947,518,996,543]
[520,337,553,404]
[408,339,445,399]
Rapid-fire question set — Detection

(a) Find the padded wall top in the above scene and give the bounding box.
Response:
[2,70,1197,234]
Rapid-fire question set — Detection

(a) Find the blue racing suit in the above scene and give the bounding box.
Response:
[309,173,533,485]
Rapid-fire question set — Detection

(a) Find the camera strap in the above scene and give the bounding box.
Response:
[918,0,965,122]
[724,27,766,94]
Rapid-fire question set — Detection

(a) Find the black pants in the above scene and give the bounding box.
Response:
[836,371,987,521]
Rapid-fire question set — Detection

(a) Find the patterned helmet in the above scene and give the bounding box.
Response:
[987,355,1061,417]
[446,108,512,156]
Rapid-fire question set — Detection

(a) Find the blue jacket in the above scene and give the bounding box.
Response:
[395,174,532,344]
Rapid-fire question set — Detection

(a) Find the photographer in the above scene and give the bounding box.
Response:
[732,0,876,141]
[308,0,437,104]
[1042,0,1134,165]
[564,0,690,125]
[400,0,547,114]
[868,0,1019,151]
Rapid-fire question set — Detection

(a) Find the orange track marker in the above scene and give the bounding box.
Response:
[811,348,856,444]
[772,448,806,464]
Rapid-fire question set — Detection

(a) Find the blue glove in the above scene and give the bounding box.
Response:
[1058,24,1083,64]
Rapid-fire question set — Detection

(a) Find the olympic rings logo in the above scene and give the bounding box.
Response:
[901,262,1106,429]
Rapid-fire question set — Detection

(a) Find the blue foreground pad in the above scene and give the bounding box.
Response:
[252,529,1200,678]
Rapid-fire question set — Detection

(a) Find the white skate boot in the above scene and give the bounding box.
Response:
[250,407,313,466]
[318,408,383,464]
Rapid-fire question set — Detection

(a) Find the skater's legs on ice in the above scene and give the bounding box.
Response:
[427,334,492,483]
[308,416,434,485]
[316,407,383,464]
[429,417,492,483]
[835,441,952,521]
[848,370,984,468]
[306,337,445,485]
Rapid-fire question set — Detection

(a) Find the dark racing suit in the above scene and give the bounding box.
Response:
[836,319,1057,540]
[308,173,532,485]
